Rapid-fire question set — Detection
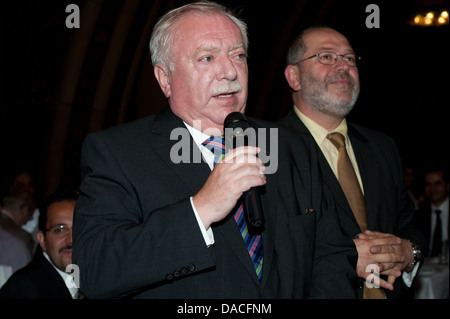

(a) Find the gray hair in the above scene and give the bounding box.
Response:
[286,26,329,66]
[2,190,36,214]
[149,1,248,71]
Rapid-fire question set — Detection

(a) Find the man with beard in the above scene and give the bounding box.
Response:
[0,189,80,299]
[278,27,425,299]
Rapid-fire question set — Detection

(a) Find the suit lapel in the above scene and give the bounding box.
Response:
[149,107,275,286]
[38,253,73,299]
[284,110,359,230]
[348,125,378,229]
[317,153,360,232]
[149,107,211,194]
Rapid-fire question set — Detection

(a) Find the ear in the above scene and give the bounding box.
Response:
[154,64,172,98]
[37,230,46,252]
[284,65,301,91]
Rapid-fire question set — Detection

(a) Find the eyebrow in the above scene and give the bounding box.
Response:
[317,47,355,54]
[229,42,245,51]
[47,223,69,229]
[194,42,245,56]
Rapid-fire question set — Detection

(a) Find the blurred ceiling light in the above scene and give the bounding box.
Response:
[410,9,449,26]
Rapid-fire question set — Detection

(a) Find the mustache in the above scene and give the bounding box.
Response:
[59,245,73,253]
[327,72,356,85]
[212,81,242,96]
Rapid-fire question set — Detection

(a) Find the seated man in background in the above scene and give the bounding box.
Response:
[0,189,80,299]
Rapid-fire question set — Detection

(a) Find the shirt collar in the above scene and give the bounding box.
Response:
[432,197,449,212]
[43,252,79,298]
[293,106,349,145]
[184,121,212,147]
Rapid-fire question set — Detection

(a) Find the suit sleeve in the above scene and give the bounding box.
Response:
[309,177,358,298]
[72,133,216,299]
[385,137,426,298]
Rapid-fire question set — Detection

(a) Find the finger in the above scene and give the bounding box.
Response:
[370,244,399,254]
[364,275,394,291]
[359,234,401,246]
[376,264,404,275]
[380,278,394,291]
[380,269,402,278]
[223,146,261,162]
[364,230,390,236]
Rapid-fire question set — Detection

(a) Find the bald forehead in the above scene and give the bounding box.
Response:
[303,28,354,53]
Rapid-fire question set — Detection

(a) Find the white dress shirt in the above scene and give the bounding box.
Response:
[184,122,217,247]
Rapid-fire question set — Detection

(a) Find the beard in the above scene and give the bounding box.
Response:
[299,70,360,119]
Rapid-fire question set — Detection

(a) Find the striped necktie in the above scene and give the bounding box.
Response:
[202,136,264,280]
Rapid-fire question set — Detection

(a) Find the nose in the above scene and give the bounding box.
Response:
[65,227,73,242]
[217,56,238,81]
[334,56,350,72]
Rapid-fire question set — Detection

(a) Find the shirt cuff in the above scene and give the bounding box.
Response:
[402,261,420,287]
[190,196,215,247]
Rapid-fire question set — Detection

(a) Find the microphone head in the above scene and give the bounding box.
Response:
[224,112,252,150]
[224,112,251,131]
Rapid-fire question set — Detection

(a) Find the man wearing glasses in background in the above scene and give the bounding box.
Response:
[278,26,426,299]
[0,189,80,299]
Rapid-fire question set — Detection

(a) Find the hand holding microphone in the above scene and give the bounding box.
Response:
[224,112,265,230]
[192,112,266,230]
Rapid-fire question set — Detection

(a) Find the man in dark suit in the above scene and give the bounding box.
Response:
[0,189,79,299]
[279,26,426,299]
[72,2,357,299]
[414,167,448,257]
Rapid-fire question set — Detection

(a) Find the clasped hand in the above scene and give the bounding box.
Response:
[354,230,414,291]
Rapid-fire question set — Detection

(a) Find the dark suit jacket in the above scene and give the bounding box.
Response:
[72,106,358,299]
[0,251,73,299]
[414,201,449,256]
[278,108,426,299]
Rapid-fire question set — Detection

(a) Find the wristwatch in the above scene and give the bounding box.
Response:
[405,240,422,272]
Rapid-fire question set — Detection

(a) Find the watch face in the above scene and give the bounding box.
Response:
[412,244,421,260]
[415,249,422,260]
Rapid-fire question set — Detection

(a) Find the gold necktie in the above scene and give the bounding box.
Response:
[327,132,385,299]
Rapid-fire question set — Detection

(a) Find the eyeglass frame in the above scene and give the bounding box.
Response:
[44,224,73,236]
[294,50,361,67]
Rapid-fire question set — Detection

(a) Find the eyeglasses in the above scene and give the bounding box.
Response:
[295,51,361,67]
[45,224,72,237]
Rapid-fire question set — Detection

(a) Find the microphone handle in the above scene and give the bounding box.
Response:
[243,187,265,229]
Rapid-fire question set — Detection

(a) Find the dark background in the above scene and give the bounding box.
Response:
[1,0,448,202]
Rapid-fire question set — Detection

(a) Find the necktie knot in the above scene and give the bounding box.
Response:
[327,132,346,150]
[202,136,226,166]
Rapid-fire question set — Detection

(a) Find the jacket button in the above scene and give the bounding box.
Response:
[166,273,174,281]
[187,264,195,272]
[180,268,188,275]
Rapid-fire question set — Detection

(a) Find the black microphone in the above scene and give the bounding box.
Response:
[224,112,265,230]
